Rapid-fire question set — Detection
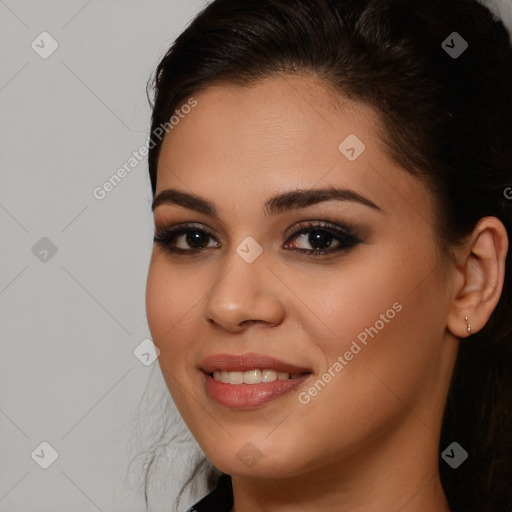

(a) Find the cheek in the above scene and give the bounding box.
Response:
[308,262,404,352]
[265,302,439,477]
[145,259,198,409]
[310,242,442,406]
[146,257,199,345]
[145,262,173,344]
[145,256,212,387]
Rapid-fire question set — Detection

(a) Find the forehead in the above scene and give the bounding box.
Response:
[158,75,373,184]
[163,74,376,156]
[155,74,434,230]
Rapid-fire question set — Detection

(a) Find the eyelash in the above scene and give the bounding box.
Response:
[153,220,362,258]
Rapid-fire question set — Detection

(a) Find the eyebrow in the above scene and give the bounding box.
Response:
[151,186,383,216]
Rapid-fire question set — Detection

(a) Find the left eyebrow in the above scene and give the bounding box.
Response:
[151,185,383,216]
[262,185,383,215]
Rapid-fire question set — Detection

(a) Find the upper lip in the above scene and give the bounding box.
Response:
[200,352,312,374]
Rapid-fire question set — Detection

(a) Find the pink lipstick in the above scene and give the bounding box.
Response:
[200,352,312,409]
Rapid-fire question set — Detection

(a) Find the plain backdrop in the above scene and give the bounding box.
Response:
[1,1,511,511]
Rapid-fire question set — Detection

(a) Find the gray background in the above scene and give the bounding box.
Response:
[1,1,510,511]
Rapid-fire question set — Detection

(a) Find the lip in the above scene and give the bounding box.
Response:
[200,352,313,409]
[200,352,312,374]
[202,372,311,409]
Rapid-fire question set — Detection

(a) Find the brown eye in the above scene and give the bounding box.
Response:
[284,221,362,257]
[154,224,220,255]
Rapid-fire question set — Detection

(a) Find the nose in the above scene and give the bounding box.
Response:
[203,250,286,332]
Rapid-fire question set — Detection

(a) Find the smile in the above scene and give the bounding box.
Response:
[212,369,306,384]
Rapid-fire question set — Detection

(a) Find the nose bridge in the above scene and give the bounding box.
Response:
[203,244,285,330]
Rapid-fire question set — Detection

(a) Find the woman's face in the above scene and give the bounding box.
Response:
[146,75,460,481]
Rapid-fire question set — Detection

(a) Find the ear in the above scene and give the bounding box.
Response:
[447,216,508,339]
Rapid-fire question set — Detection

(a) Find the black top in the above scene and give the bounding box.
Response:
[186,474,233,512]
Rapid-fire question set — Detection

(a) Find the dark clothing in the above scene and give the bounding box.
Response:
[186,474,233,512]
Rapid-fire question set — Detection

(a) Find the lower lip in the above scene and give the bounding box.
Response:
[203,372,311,409]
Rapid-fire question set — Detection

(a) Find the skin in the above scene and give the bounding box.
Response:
[145,74,508,512]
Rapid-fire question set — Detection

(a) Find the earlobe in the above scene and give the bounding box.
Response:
[464,316,471,335]
[446,217,508,339]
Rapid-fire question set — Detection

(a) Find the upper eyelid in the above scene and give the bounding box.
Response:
[288,220,359,235]
[155,220,360,245]
[155,219,352,233]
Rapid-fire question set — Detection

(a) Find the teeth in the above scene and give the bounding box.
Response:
[261,369,277,382]
[212,369,304,384]
[244,369,261,384]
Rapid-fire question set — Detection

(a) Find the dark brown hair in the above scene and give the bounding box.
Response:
[143,0,512,510]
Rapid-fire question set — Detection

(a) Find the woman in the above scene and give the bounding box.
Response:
[143,0,512,510]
